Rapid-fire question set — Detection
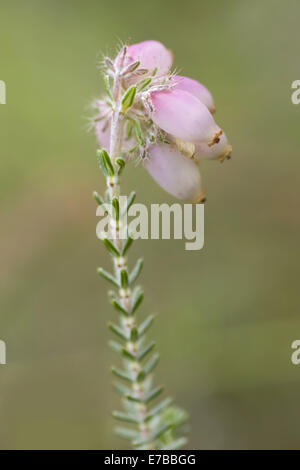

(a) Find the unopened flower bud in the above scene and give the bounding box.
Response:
[126,40,172,78]
[145,143,203,202]
[172,75,215,113]
[194,132,232,162]
[150,89,222,146]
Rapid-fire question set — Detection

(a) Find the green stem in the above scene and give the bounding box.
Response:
[107,74,155,447]
[95,47,188,449]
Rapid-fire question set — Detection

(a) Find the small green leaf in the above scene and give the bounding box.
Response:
[137,77,152,91]
[115,427,139,441]
[124,394,143,404]
[111,367,132,382]
[108,322,129,341]
[105,189,111,203]
[145,397,173,422]
[122,236,133,256]
[126,120,134,139]
[130,327,138,342]
[97,267,119,287]
[112,197,119,221]
[116,157,125,174]
[121,85,137,112]
[136,68,148,76]
[162,406,189,428]
[125,191,136,213]
[131,287,144,313]
[138,314,155,337]
[113,410,140,424]
[138,341,155,361]
[93,191,105,207]
[120,269,129,288]
[103,75,113,100]
[129,145,137,154]
[97,148,107,175]
[109,340,122,354]
[136,370,146,382]
[111,298,130,316]
[151,423,172,440]
[104,57,115,72]
[113,382,131,395]
[102,149,115,176]
[160,437,188,450]
[144,353,160,375]
[133,120,144,145]
[129,258,144,284]
[102,238,120,257]
[132,436,152,448]
[122,60,140,75]
[121,347,136,361]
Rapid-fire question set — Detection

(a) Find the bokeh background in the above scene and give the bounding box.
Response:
[1,0,300,449]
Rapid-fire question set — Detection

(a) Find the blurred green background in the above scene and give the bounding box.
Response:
[0,0,300,449]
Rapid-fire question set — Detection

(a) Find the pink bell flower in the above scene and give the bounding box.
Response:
[145,143,205,202]
[172,75,215,113]
[126,40,173,77]
[194,132,232,162]
[150,89,222,146]
[94,40,231,202]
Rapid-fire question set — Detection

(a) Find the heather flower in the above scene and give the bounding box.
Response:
[194,132,232,162]
[91,39,231,450]
[125,40,173,78]
[150,88,221,145]
[144,143,204,202]
[172,74,215,113]
[94,40,231,201]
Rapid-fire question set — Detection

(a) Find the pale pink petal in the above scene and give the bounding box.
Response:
[150,89,222,145]
[95,122,135,157]
[194,132,232,162]
[94,100,112,150]
[95,121,110,150]
[144,143,204,202]
[126,40,173,77]
[173,75,215,113]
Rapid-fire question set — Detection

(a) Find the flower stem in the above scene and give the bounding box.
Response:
[107,71,155,447]
[94,45,188,450]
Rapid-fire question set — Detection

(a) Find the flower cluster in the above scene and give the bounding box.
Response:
[93,40,231,203]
